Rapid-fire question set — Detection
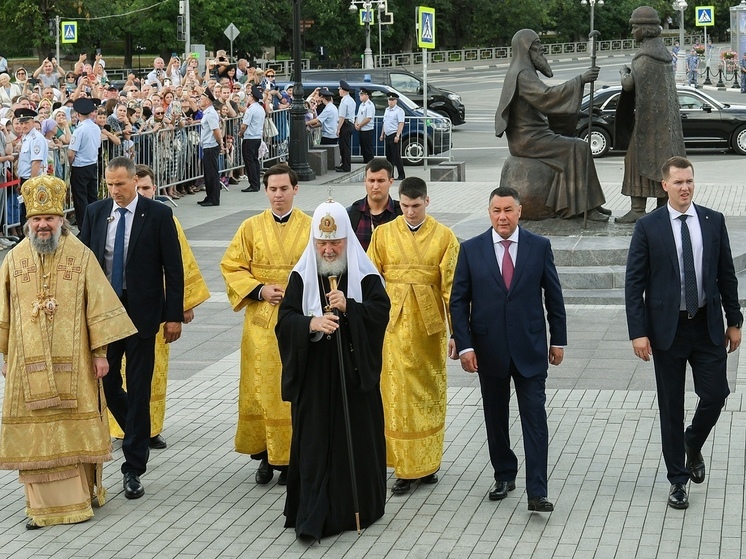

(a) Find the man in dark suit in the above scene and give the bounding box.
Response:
[79,156,184,500]
[450,186,566,512]
[625,156,742,510]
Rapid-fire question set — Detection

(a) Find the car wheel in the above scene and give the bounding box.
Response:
[731,125,746,155]
[580,128,611,158]
[402,136,429,166]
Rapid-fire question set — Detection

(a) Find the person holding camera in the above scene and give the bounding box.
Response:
[146,58,166,91]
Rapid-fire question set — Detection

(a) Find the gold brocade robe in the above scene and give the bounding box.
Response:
[368,216,460,478]
[0,235,136,520]
[220,208,311,464]
[110,216,210,438]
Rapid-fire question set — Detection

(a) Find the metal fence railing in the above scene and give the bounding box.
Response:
[0,109,293,231]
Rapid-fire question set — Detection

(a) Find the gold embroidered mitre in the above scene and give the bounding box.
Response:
[22,175,66,217]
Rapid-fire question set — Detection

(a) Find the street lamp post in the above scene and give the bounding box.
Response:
[378,1,384,67]
[581,0,603,33]
[349,0,380,69]
[289,0,315,181]
[674,0,688,84]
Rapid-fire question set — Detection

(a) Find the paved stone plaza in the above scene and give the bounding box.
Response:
[0,157,744,558]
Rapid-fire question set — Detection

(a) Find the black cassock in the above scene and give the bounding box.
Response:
[276,272,390,540]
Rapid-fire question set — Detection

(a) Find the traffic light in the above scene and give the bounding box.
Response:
[177,16,185,41]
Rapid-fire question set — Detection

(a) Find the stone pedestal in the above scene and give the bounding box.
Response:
[499,156,555,220]
[307,149,328,176]
[317,144,340,170]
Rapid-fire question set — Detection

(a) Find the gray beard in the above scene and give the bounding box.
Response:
[530,50,553,78]
[316,253,347,277]
[29,228,61,255]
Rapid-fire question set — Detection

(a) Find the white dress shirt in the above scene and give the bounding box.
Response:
[667,202,705,310]
[104,195,139,290]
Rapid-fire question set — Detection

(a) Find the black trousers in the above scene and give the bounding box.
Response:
[652,310,729,484]
[103,300,157,476]
[359,129,375,163]
[241,138,261,191]
[385,133,405,179]
[70,163,98,229]
[202,146,221,204]
[338,120,354,171]
[478,362,549,499]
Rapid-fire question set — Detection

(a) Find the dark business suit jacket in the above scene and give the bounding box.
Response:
[450,226,567,378]
[79,195,184,337]
[625,204,742,350]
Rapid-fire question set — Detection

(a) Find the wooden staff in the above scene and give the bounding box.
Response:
[584,29,601,228]
[326,275,361,534]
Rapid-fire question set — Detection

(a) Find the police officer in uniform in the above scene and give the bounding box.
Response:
[16,107,49,231]
[198,87,223,207]
[67,98,101,229]
[355,87,376,163]
[336,80,356,172]
[380,91,406,180]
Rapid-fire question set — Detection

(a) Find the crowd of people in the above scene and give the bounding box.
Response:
[0,51,303,237]
[0,44,739,545]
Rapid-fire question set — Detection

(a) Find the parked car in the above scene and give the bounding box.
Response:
[286,80,452,165]
[576,85,746,157]
[301,68,466,125]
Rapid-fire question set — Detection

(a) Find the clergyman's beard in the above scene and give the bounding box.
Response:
[317,252,347,277]
[529,50,553,78]
[29,228,61,254]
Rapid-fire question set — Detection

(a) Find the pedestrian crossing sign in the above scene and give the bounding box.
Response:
[695,6,714,27]
[61,21,77,44]
[416,7,435,49]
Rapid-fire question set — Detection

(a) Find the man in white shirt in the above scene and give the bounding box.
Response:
[355,87,376,163]
[336,80,356,172]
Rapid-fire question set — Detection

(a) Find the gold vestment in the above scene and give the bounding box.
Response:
[368,216,459,478]
[220,208,310,464]
[0,235,136,526]
[110,216,210,438]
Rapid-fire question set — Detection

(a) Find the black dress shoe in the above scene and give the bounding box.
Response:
[420,473,438,484]
[668,483,689,509]
[596,206,612,216]
[123,472,144,499]
[198,198,209,205]
[255,458,273,485]
[685,443,705,484]
[489,480,516,501]
[527,496,554,512]
[277,469,288,486]
[241,187,260,192]
[391,478,412,494]
[149,434,167,449]
[199,201,219,207]
[25,519,42,530]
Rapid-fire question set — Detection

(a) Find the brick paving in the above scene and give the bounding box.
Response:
[0,158,744,558]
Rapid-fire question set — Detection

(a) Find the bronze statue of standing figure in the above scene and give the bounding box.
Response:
[614,6,686,224]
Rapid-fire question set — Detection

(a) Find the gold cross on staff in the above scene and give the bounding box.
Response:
[327,187,334,202]
[13,259,37,282]
[57,257,82,281]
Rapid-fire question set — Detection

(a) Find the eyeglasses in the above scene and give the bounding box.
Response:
[17,72,26,76]
[154,111,164,115]
[266,74,275,78]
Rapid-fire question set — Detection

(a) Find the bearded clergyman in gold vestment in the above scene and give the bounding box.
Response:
[368,177,460,495]
[0,176,136,529]
[220,164,311,485]
[109,165,210,448]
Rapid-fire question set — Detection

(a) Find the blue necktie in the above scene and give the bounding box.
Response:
[678,215,698,317]
[112,207,127,296]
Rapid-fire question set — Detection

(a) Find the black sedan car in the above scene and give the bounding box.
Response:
[576,85,746,157]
